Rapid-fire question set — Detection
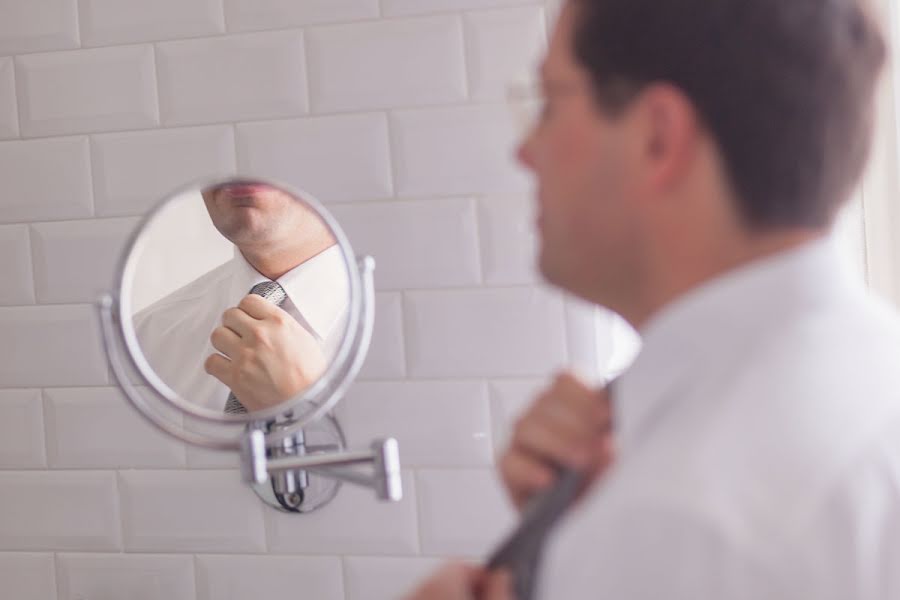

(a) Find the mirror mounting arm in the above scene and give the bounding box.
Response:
[241,429,402,502]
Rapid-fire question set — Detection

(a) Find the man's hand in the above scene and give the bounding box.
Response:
[403,563,513,600]
[500,372,615,511]
[204,294,327,411]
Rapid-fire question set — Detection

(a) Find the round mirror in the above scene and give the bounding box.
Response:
[98,176,398,515]
[104,176,373,443]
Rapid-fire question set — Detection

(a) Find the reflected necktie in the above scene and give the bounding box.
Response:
[223,280,288,415]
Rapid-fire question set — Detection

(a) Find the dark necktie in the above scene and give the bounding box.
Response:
[223,280,288,415]
[487,380,617,599]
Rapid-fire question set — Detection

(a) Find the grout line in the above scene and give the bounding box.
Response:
[471,196,487,285]
[410,469,425,555]
[20,222,38,306]
[383,110,400,200]
[52,551,63,599]
[5,96,517,144]
[218,0,229,33]
[149,42,163,129]
[455,13,472,102]
[112,470,126,552]
[38,389,52,469]
[192,553,202,600]
[339,555,351,600]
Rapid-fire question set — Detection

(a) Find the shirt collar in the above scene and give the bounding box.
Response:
[228,244,349,341]
[615,233,861,449]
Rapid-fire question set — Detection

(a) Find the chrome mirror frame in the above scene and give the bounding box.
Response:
[96,175,374,450]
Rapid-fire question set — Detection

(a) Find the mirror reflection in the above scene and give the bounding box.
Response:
[130,179,350,416]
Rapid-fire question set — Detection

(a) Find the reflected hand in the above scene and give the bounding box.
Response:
[403,563,513,600]
[499,372,615,511]
[204,294,326,411]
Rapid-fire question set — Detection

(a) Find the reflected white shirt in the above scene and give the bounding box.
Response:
[541,235,900,599]
[133,245,349,412]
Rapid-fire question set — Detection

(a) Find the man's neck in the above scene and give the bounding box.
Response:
[239,240,335,281]
[620,228,827,331]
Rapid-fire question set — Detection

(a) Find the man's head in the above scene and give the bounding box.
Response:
[519,0,886,317]
[202,180,336,279]
[202,181,315,247]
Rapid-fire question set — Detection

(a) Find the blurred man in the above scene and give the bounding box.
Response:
[134,181,349,413]
[407,0,900,598]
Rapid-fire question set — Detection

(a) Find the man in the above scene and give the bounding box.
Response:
[408,0,899,598]
[134,180,349,413]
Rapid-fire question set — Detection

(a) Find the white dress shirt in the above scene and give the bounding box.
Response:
[133,245,350,412]
[540,235,900,599]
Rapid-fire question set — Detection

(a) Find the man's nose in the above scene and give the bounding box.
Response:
[516,135,535,170]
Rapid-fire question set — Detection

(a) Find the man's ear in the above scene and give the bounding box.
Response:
[634,83,701,191]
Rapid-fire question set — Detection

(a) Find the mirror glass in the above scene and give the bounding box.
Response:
[126,178,351,418]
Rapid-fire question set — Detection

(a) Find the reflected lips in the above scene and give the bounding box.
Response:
[220,183,268,197]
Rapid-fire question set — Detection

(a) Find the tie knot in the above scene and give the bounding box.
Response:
[250,280,287,305]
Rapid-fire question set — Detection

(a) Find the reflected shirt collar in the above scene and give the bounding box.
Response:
[615,234,860,449]
[228,245,349,341]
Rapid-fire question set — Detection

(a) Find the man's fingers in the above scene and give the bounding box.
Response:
[479,569,514,600]
[204,352,233,388]
[221,306,257,337]
[512,415,590,468]
[499,449,555,508]
[238,294,282,320]
[210,326,241,358]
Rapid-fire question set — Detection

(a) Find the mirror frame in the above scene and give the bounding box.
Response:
[98,175,375,450]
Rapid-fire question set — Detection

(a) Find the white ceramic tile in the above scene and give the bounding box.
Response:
[266,470,418,555]
[57,553,195,600]
[16,45,159,138]
[196,555,343,600]
[382,0,538,17]
[80,0,225,47]
[0,305,108,387]
[0,553,56,600]
[391,105,531,196]
[305,16,466,113]
[344,556,443,600]
[417,468,515,557]
[357,292,406,380]
[0,58,18,140]
[225,0,378,31]
[0,389,45,468]
[44,387,186,468]
[92,125,236,217]
[337,380,493,467]
[119,470,266,552]
[0,137,93,224]
[0,471,120,551]
[0,225,35,305]
[184,419,244,469]
[157,31,308,126]
[478,194,539,285]
[329,198,481,290]
[0,0,79,55]
[30,217,138,304]
[404,287,568,378]
[464,7,546,100]
[488,378,544,454]
[235,113,392,203]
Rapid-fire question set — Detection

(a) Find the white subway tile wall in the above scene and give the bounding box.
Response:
[0,2,606,598]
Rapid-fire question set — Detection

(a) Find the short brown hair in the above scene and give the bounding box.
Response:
[571,0,887,228]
